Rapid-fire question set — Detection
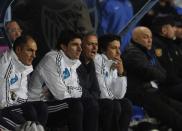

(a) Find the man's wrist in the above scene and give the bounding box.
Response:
[118,72,124,77]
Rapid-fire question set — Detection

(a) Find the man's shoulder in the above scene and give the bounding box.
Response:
[44,50,59,57]
[123,44,148,64]
[0,51,13,78]
[94,53,103,62]
[39,50,59,63]
[0,50,12,63]
[124,44,142,55]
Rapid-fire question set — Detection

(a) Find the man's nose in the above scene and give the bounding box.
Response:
[78,45,82,52]
[32,51,36,58]
[117,49,121,54]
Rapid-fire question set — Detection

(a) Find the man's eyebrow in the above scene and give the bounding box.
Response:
[87,41,98,44]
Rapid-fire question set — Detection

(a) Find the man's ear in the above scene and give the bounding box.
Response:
[60,44,66,51]
[161,26,167,35]
[133,37,138,43]
[15,46,21,54]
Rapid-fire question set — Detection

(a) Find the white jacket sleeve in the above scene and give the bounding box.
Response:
[32,54,69,100]
[94,55,114,99]
[110,76,127,99]
[94,54,127,99]
[0,79,8,108]
[0,52,11,108]
[28,69,45,101]
[95,63,112,99]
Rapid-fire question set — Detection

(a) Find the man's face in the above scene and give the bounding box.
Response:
[137,28,152,50]
[62,38,82,60]
[106,40,121,61]
[162,24,176,39]
[16,39,37,66]
[82,35,98,62]
[6,21,22,42]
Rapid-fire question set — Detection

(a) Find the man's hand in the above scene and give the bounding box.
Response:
[111,57,124,75]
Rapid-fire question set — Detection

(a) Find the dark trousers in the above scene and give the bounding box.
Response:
[46,98,83,131]
[99,99,132,131]
[0,109,25,131]
[161,83,182,102]
[99,99,113,131]
[1,101,47,131]
[127,90,182,131]
[82,98,99,131]
[112,98,132,131]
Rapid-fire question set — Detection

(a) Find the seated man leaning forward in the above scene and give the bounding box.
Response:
[28,30,84,131]
[0,34,47,131]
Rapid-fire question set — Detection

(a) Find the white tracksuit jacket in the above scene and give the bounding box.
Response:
[94,54,127,99]
[0,50,33,108]
[28,50,82,101]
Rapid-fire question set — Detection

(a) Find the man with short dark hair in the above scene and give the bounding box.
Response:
[28,30,84,131]
[94,34,132,131]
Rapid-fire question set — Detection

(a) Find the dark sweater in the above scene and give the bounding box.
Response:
[153,34,182,85]
[77,55,101,99]
[123,42,166,94]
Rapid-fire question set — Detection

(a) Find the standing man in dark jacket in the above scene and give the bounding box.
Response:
[77,33,100,131]
[123,26,182,131]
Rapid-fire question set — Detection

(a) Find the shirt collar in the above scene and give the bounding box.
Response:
[10,50,33,75]
[60,50,81,69]
[101,54,115,68]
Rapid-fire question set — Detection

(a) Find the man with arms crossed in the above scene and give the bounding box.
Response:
[0,34,47,131]
[28,30,84,131]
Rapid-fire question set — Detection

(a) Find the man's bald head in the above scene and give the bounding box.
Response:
[132,26,152,50]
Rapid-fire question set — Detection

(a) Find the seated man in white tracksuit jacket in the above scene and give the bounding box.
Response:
[28,30,84,131]
[94,34,132,131]
[0,34,47,131]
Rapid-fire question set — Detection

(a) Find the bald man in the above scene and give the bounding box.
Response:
[132,26,152,50]
[123,26,182,131]
[5,20,22,46]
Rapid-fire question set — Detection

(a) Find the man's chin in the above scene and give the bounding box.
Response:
[90,53,96,58]
[25,61,33,66]
[89,56,95,60]
[146,46,152,50]
[73,56,80,60]
[26,63,32,66]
